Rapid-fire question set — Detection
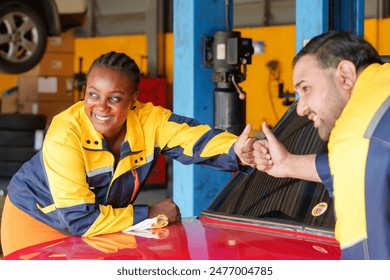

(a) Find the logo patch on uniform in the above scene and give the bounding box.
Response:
[311,202,328,217]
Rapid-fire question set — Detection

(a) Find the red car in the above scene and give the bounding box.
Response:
[3,102,341,260]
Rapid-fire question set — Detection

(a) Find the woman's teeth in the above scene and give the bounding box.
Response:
[95,114,111,121]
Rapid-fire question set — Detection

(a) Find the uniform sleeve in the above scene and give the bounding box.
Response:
[315,153,333,197]
[157,113,241,171]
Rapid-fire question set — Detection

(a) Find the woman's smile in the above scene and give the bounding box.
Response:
[94,113,113,122]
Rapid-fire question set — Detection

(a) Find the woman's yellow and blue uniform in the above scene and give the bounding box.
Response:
[7,101,247,237]
[316,63,390,259]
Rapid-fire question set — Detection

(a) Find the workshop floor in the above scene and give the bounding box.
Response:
[0,187,169,259]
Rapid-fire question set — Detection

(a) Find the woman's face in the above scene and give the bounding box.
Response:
[84,66,137,139]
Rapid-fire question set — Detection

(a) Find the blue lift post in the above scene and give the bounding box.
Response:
[329,0,365,37]
[172,0,365,217]
[173,0,234,217]
[296,0,329,52]
[296,0,364,53]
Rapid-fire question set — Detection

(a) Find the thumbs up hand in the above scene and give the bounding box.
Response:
[253,121,290,178]
[233,124,258,168]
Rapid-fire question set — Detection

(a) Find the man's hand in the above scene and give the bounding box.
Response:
[253,121,290,177]
[148,198,181,223]
[253,121,322,182]
[233,124,258,168]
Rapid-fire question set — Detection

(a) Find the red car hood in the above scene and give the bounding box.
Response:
[3,216,340,260]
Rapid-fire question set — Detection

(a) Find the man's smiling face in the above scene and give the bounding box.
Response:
[293,55,348,141]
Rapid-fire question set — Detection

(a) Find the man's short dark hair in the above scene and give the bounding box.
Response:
[293,31,383,73]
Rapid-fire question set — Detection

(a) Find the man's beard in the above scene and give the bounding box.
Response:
[317,118,336,141]
[316,82,346,141]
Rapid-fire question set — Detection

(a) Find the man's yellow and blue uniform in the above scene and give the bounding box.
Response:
[8,101,248,237]
[316,63,390,259]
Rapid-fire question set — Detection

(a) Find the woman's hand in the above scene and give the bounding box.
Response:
[233,124,258,168]
[148,198,181,223]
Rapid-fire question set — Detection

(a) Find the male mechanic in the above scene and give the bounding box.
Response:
[254,31,390,260]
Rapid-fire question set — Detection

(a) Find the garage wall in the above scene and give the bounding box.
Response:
[74,0,383,36]
[73,25,294,131]
[2,18,390,132]
[0,74,17,98]
[1,0,388,94]
[74,35,147,74]
[72,18,390,132]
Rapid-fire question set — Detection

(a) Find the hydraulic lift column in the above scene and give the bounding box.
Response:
[173,0,234,216]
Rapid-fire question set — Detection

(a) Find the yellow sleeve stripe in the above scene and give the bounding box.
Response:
[36,203,56,214]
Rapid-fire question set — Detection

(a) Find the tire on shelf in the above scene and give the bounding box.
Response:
[0,161,25,177]
[0,146,37,162]
[0,114,46,130]
[0,130,36,147]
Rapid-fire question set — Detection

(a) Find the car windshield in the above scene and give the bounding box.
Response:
[202,102,335,235]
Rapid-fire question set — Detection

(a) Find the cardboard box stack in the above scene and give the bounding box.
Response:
[17,30,76,127]
[1,86,18,114]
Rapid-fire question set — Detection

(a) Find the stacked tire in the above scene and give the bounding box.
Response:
[0,114,46,196]
[0,114,46,256]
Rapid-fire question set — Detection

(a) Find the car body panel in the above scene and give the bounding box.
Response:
[3,216,340,260]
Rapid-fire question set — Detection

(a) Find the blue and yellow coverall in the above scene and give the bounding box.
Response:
[316,63,390,259]
[8,101,249,237]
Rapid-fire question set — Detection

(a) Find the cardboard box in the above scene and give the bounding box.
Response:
[19,100,72,127]
[18,75,74,103]
[37,76,74,102]
[21,64,41,76]
[39,52,74,76]
[18,75,38,102]
[18,101,38,114]
[1,91,18,113]
[46,30,75,53]
[37,100,74,127]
